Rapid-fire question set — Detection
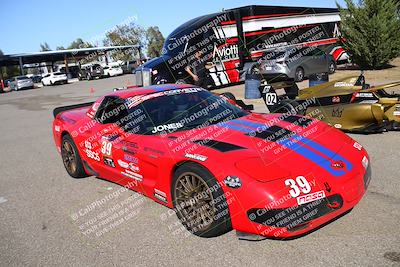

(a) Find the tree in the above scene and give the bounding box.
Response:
[56,46,66,50]
[103,22,145,61]
[146,26,165,58]
[68,38,93,49]
[338,0,400,69]
[40,42,52,51]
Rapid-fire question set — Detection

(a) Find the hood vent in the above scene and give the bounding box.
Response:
[281,115,313,128]
[248,125,295,142]
[192,140,245,152]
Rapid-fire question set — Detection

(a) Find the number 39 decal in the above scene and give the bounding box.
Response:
[101,141,112,156]
[285,176,312,198]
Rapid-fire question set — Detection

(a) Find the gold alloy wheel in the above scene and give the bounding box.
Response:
[62,141,77,174]
[174,172,215,232]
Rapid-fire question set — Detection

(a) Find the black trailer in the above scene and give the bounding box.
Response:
[134,5,346,88]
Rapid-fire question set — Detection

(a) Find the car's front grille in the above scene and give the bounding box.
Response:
[247,194,343,231]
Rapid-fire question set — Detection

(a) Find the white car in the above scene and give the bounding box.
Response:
[41,72,68,86]
[103,65,123,77]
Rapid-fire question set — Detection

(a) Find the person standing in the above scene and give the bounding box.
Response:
[185,51,214,89]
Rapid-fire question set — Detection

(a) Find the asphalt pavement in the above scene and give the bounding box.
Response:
[0,75,399,266]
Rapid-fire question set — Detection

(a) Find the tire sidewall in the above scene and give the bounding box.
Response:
[61,134,87,178]
[171,162,232,237]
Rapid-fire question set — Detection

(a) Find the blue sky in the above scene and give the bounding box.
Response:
[1,0,346,55]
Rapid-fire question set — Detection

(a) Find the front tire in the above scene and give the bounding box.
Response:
[61,134,88,178]
[172,163,232,238]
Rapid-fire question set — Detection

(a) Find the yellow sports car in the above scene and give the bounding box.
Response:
[266,74,400,133]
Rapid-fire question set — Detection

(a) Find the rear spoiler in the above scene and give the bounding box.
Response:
[53,102,94,118]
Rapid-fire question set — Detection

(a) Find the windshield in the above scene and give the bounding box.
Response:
[123,89,247,135]
[16,76,29,80]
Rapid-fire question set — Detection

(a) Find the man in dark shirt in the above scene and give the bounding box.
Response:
[185,51,214,89]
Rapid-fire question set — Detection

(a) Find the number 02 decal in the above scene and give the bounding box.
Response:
[265,93,278,105]
[285,176,312,198]
[101,141,112,156]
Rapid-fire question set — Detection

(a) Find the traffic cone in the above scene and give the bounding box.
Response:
[90,87,95,93]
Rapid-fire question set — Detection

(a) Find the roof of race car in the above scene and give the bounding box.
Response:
[107,84,195,99]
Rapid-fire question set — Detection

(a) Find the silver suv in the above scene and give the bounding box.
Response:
[259,47,336,82]
[9,76,34,91]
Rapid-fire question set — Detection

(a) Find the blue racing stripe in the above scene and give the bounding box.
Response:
[231,119,266,130]
[219,121,254,134]
[278,137,346,177]
[296,136,353,171]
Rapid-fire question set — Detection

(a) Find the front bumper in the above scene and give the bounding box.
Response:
[227,166,370,239]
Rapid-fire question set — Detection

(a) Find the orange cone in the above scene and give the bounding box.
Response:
[90,87,95,93]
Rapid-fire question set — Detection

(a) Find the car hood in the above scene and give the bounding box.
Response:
[167,113,358,181]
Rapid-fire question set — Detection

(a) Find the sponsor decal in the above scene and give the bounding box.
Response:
[129,163,140,172]
[120,140,138,149]
[127,88,203,108]
[154,189,167,203]
[334,124,342,129]
[362,156,369,169]
[297,190,326,205]
[355,92,374,98]
[359,100,378,104]
[224,176,242,189]
[54,125,61,132]
[121,170,143,182]
[332,96,341,103]
[104,157,115,168]
[184,153,208,162]
[334,82,354,87]
[331,107,343,118]
[152,123,184,134]
[86,149,100,161]
[84,141,92,149]
[331,160,345,169]
[353,142,363,151]
[117,159,129,169]
[213,44,239,61]
[124,154,139,164]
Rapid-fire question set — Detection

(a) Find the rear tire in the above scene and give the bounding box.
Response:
[61,134,88,178]
[172,163,232,238]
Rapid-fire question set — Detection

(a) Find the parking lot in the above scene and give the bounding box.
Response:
[0,73,399,266]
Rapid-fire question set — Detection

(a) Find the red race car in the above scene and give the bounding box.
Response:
[52,84,371,240]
